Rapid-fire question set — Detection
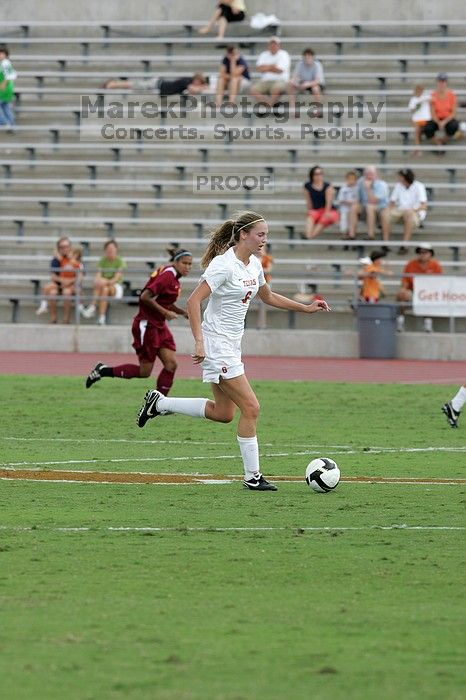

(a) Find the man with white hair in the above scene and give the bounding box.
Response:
[249,36,290,108]
[348,166,389,241]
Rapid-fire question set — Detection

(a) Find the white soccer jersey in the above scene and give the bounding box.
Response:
[201,247,266,339]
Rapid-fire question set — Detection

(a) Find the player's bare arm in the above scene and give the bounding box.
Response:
[258,284,331,313]
[140,289,177,320]
[186,280,212,363]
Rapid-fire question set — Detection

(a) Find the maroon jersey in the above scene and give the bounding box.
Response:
[134,265,181,327]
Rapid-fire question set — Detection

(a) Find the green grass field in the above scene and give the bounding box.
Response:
[0,375,465,700]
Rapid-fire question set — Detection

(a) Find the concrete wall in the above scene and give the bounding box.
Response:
[1,325,466,360]
[1,0,464,23]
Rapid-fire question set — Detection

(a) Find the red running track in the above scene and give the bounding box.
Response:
[0,352,464,384]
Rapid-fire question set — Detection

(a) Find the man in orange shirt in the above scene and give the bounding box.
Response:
[396,243,443,332]
[423,73,459,144]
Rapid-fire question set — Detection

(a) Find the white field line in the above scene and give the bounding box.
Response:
[2,446,466,470]
[0,525,464,533]
[2,436,466,455]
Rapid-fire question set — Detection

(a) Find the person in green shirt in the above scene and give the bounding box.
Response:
[0,46,16,127]
[82,239,127,325]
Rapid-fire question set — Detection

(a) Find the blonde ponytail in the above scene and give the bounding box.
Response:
[200,210,265,269]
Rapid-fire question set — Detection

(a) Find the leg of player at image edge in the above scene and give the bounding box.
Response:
[137,390,277,491]
[442,384,466,428]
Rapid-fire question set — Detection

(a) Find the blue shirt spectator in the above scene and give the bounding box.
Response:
[358,171,389,209]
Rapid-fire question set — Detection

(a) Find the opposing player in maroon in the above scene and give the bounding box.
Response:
[85,249,192,394]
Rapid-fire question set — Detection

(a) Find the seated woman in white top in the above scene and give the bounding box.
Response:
[388,168,428,254]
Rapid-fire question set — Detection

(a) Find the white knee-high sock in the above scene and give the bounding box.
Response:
[451,386,466,413]
[158,395,207,418]
[237,435,260,479]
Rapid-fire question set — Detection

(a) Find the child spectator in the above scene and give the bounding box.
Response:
[303,165,339,239]
[358,250,392,303]
[199,1,247,39]
[216,45,250,107]
[337,170,359,240]
[82,239,127,325]
[0,46,17,129]
[408,84,431,155]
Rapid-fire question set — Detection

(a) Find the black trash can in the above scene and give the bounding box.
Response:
[356,303,398,359]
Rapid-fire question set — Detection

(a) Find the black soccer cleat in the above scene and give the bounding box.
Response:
[137,389,164,428]
[85,362,106,389]
[442,401,460,428]
[243,474,278,491]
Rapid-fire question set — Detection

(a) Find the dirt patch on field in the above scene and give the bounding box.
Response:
[1,469,465,485]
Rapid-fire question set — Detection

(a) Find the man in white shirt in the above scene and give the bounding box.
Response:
[388,168,428,254]
[249,36,290,108]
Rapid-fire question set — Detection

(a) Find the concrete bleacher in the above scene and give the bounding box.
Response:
[1,19,465,335]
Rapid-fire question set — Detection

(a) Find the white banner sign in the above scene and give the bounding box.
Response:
[413,275,466,317]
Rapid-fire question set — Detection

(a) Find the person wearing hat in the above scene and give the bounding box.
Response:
[358,249,392,303]
[423,73,460,144]
[249,36,291,108]
[396,243,443,332]
[388,168,428,255]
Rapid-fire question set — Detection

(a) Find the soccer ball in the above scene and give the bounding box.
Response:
[305,458,340,493]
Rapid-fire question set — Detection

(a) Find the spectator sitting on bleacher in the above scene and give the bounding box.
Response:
[249,36,290,109]
[103,74,208,96]
[303,165,339,239]
[396,243,443,333]
[423,73,460,146]
[216,45,250,107]
[388,168,428,255]
[36,237,83,324]
[0,46,17,129]
[199,1,247,39]
[408,84,431,156]
[82,239,127,326]
[348,166,389,242]
[287,48,325,117]
[337,170,359,240]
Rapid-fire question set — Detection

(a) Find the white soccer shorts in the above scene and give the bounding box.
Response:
[201,332,244,384]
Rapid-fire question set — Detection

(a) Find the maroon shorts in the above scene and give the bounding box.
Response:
[131,318,176,363]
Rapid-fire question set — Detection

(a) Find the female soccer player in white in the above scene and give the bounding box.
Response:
[137,211,330,491]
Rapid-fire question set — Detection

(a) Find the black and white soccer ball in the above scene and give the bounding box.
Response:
[305,458,341,493]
